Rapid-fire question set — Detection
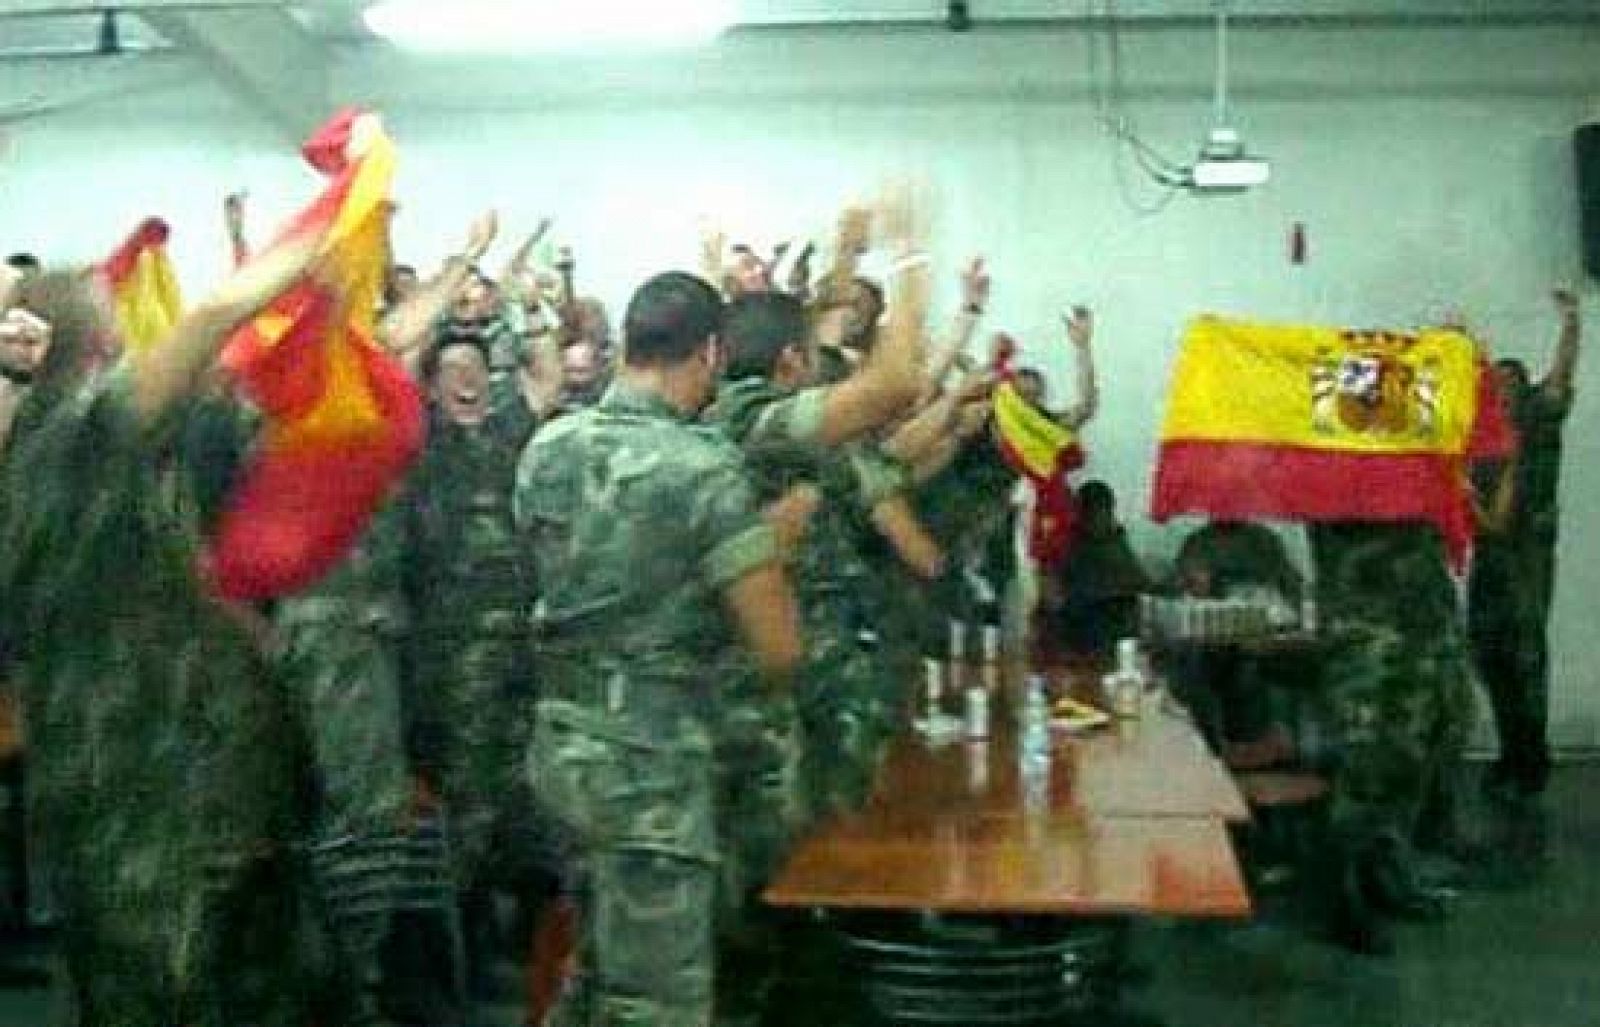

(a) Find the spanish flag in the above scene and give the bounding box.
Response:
[1150,316,1514,567]
[205,108,423,601]
[99,217,183,356]
[991,335,1085,568]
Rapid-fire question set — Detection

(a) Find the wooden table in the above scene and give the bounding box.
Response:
[763,661,1253,1023]
[767,703,1251,914]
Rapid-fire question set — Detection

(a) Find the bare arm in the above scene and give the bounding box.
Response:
[810,192,930,447]
[517,330,565,422]
[1,264,21,311]
[378,211,498,371]
[498,218,553,295]
[723,563,804,680]
[1542,287,1580,403]
[1056,305,1099,430]
[224,192,251,269]
[921,257,988,400]
[870,495,946,580]
[1474,456,1518,535]
[129,233,323,426]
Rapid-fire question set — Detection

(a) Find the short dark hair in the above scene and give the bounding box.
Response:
[5,253,40,271]
[623,272,724,366]
[418,325,491,384]
[722,292,808,380]
[1077,479,1116,517]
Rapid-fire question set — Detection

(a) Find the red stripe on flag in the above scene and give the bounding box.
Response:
[1151,440,1476,568]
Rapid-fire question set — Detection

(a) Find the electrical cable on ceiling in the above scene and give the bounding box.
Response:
[1083,0,1182,214]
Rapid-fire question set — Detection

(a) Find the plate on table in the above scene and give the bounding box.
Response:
[1051,697,1110,733]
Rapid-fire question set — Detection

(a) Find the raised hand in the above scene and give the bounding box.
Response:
[1554,287,1579,319]
[223,192,248,239]
[508,218,554,273]
[836,206,872,257]
[465,210,499,263]
[961,257,990,311]
[1063,305,1093,348]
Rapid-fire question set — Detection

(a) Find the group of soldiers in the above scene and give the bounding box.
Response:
[0,184,1109,1025]
[0,167,1580,1026]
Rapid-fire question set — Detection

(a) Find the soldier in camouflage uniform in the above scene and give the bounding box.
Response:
[276,496,460,1024]
[1308,522,1476,953]
[1471,289,1580,799]
[700,285,923,1020]
[515,272,802,1026]
[0,257,344,1025]
[404,329,547,1000]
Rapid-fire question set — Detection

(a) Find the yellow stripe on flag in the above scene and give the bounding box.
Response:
[1162,317,1481,455]
[994,380,1077,479]
[114,247,183,356]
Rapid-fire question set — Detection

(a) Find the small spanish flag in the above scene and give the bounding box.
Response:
[205,108,423,601]
[99,217,183,357]
[991,336,1085,568]
[1150,316,1514,568]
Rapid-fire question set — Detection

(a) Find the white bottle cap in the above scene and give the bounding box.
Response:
[1116,637,1141,674]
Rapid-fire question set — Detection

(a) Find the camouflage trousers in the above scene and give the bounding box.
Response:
[1469,534,1556,793]
[279,618,460,1020]
[1318,619,1478,862]
[23,672,336,1026]
[414,630,540,890]
[797,640,894,820]
[529,699,717,1027]
[710,678,804,1024]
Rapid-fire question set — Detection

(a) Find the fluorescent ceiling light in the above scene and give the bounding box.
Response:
[364,0,738,53]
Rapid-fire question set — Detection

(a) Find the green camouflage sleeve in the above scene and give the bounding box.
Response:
[848,444,911,513]
[695,444,780,590]
[747,386,827,449]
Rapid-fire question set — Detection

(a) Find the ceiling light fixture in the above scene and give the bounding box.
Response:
[363,0,738,54]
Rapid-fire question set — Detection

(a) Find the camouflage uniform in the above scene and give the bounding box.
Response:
[0,373,332,1025]
[701,378,901,988]
[1470,382,1569,795]
[277,500,457,1023]
[1173,521,1304,603]
[404,412,543,991]
[515,380,781,1026]
[910,428,1018,647]
[1309,523,1477,883]
[1170,521,1304,748]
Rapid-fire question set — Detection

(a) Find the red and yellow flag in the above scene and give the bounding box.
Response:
[205,108,423,601]
[99,217,183,356]
[1150,316,1514,567]
[991,336,1085,568]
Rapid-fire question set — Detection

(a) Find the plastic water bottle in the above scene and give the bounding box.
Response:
[1018,675,1051,813]
[1019,675,1051,770]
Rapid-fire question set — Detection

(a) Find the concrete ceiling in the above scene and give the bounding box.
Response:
[1,1,1597,142]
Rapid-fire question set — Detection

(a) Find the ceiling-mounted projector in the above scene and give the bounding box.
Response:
[1187,127,1271,192]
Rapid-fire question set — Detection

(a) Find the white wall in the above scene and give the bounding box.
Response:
[2,23,1597,747]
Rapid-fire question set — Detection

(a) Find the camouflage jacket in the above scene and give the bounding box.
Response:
[0,371,305,906]
[701,377,900,635]
[1507,380,1570,539]
[1309,522,1459,638]
[1175,521,1304,602]
[513,380,779,741]
[405,413,534,642]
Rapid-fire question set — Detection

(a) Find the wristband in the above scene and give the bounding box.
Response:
[889,252,932,276]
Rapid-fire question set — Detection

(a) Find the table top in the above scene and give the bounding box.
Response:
[765,810,1250,918]
[870,705,1250,824]
[764,659,1253,918]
